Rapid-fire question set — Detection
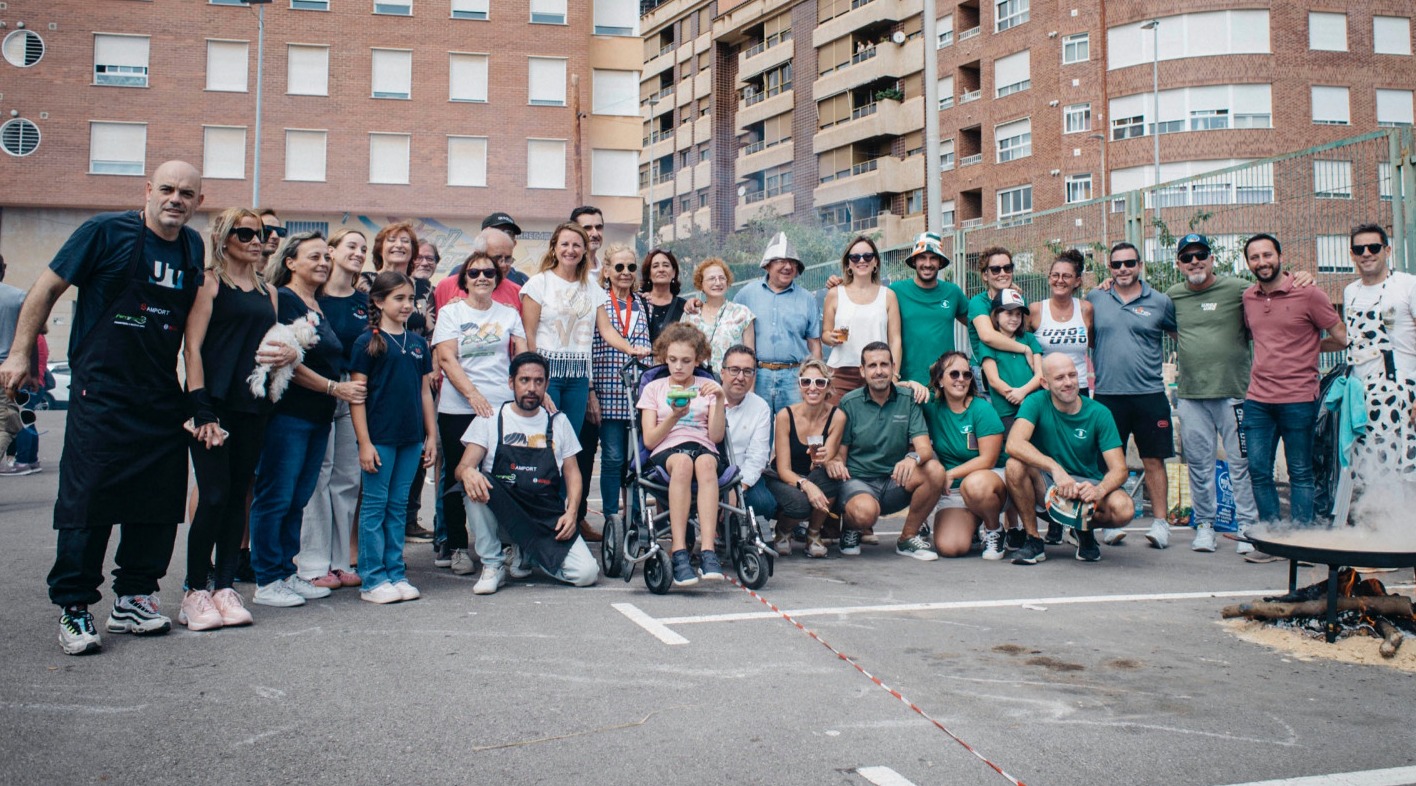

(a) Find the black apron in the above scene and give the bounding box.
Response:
[55,212,198,528]
[481,403,578,571]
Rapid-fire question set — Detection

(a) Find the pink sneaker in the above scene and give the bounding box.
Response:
[212,588,254,627]
[333,569,361,588]
[311,572,343,590]
[178,590,224,631]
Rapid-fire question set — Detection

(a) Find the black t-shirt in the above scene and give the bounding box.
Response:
[318,290,370,374]
[48,211,205,356]
[350,329,432,445]
[275,288,344,423]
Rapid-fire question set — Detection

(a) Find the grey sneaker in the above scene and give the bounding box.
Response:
[1011,536,1047,565]
[839,529,863,556]
[106,595,172,635]
[253,580,305,607]
[450,549,475,575]
[59,607,102,655]
[1145,519,1170,549]
[433,542,453,568]
[895,534,939,562]
[1099,528,1127,545]
[473,565,506,595]
[286,575,332,600]
[1192,523,1217,552]
[505,545,533,579]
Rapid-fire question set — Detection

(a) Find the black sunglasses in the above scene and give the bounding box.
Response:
[614,263,638,273]
[946,369,973,381]
[1352,243,1386,256]
[465,267,497,279]
[1109,258,1140,269]
[263,225,289,240]
[987,263,1015,274]
[230,227,263,243]
[1177,250,1211,264]
[847,252,877,263]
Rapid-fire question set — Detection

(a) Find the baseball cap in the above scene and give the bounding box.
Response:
[1176,233,1211,254]
[481,212,522,236]
[990,288,1027,312]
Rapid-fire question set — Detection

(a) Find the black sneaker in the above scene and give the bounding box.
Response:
[59,606,101,655]
[433,541,453,568]
[792,523,809,543]
[1075,530,1101,562]
[405,523,435,543]
[234,548,255,583]
[671,549,699,587]
[1004,527,1027,551]
[1044,521,1064,545]
[1011,536,1047,565]
[839,529,863,556]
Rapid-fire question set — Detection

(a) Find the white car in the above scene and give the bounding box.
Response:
[42,362,70,410]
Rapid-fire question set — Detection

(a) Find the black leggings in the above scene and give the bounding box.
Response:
[188,410,268,590]
[437,412,476,550]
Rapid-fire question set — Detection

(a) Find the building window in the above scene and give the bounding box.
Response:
[3,30,46,67]
[1380,162,1394,201]
[592,69,639,116]
[449,53,489,102]
[1311,85,1350,125]
[93,34,150,87]
[210,0,246,5]
[1065,174,1092,203]
[1062,33,1088,64]
[1190,108,1229,131]
[593,0,638,36]
[1110,84,1271,138]
[205,40,249,92]
[447,136,488,186]
[287,45,330,96]
[1316,235,1352,273]
[1374,16,1413,56]
[903,189,923,215]
[940,139,955,171]
[530,0,566,24]
[202,126,246,180]
[995,0,1028,32]
[997,184,1032,224]
[451,0,488,19]
[1064,103,1091,133]
[1377,89,1414,127]
[592,149,639,197]
[938,76,954,109]
[1107,10,1271,70]
[527,139,566,189]
[941,199,956,229]
[292,0,329,9]
[89,121,146,175]
[369,133,411,184]
[937,14,954,48]
[1313,160,1353,199]
[285,129,327,181]
[372,49,413,99]
[1111,115,1143,140]
[0,118,40,157]
[375,0,412,15]
[996,118,1031,163]
[994,50,1030,98]
[1309,11,1347,52]
[528,57,567,106]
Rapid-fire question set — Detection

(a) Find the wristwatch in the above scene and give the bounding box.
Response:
[796,477,807,490]
[907,451,923,465]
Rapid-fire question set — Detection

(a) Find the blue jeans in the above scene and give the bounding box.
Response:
[744,476,778,521]
[599,419,631,516]
[358,442,423,590]
[1243,399,1318,525]
[249,414,331,585]
[754,366,802,414]
[547,374,590,434]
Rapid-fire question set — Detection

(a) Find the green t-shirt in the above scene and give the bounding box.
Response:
[966,292,993,360]
[923,397,1006,485]
[1166,275,1251,400]
[890,278,967,385]
[978,332,1042,418]
[839,385,928,478]
[1015,390,1123,480]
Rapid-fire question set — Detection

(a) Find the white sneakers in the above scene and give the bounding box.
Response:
[253,580,305,607]
[360,583,402,604]
[473,565,507,595]
[286,575,332,599]
[1192,523,1218,552]
[393,581,421,601]
[981,528,1006,561]
[1099,528,1127,545]
[505,545,533,579]
[1144,519,1171,549]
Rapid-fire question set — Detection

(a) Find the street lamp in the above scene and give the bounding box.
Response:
[249,0,272,209]
[1140,19,1160,190]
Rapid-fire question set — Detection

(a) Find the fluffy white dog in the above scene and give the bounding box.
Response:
[247,313,322,402]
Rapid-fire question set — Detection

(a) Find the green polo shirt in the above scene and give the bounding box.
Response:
[839,384,928,479]
[1015,390,1122,480]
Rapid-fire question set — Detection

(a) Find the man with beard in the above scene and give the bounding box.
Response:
[258,209,285,265]
[891,232,969,386]
[1241,233,1347,527]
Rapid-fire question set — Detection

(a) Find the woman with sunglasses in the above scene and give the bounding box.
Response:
[768,359,846,558]
[822,236,901,402]
[681,258,755,373]
[922,352,1009,559]
[1029,249,1094,397]
[967,247,1032,362]
[640,248,686,342]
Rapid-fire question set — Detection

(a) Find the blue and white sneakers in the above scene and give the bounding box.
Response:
[59,607,102,655]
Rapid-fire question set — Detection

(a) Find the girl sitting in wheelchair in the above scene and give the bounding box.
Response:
[636,323,726,587]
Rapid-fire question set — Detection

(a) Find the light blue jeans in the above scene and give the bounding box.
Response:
[358,442,423,590]
[754,366,802,415]
[464,497,599,586]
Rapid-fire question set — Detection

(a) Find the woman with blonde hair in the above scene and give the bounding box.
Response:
[681,258,755,372]
[822,235,901,401]
[767,358,845,558]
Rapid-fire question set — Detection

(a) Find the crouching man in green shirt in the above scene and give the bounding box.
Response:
[1004,353,1133,565]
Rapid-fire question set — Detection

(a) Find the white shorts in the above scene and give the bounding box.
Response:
[933,468,1006,513]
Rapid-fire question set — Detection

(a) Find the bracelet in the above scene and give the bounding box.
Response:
[326,380,336,396]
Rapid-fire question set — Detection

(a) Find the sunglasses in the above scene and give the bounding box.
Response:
[799,377,829,389]
[465,268,498,279]
[945,369,974,381]
[263,225,288,239]
[489,254,515,265]
[986,263,1015,275]
[1177,250,1210,264]
[847,252,877,264]
[230,227,263,243]
[1352,243,1386,256]
[722,366,756,377]
[1109,258,1140,269]
[613,263,638,273]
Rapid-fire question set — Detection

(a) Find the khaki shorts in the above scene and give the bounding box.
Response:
[933,467,1006,513]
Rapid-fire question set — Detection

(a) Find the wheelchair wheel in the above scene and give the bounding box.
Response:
[599,514,625,579]
[644,549,673,595]
[621,518,643,583]
[734,545,770,590]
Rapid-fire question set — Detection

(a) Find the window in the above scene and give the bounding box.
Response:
[996,118,1031,163]
[292,0,329,9]
[447,136,488,186]
[285,130,327,181]
[2,30,45,68]
[375,0,412,15]
[941,199,956,229]
[592,69,639,116]
[527,139,566,189]
[205,40,248,92]
[372,49,413,99]
[369,133,411,184]
[449,53,488,102]
[995,50,1030,97]
[203,126,246,180]
[451,0,488,19]
[594,0,638,36]
[938,76,954,110]
[938,14,954,48]
[1311,85,1350,125]
[1112,115,1144,140]
[1065,174,1092,203]
[1190,108,1229,131]
[1107,10,1271,70]
[1109,84,1270,138]
[528,57,567,105]
[1309,12,1347,51]
[0,118,40,157]
[287,45,329,96]
[1313,160,1353,199]
[1377,89,1414,127]
[591,149,639,197]
[941,139,955,171]
[1375,16,1413,56]
[210,0,246,5]
[93,34,149,87]
[1380,162,1394,201]
[89,122,146,175]
[530,0,566,24]
[1064,103,1091,133]
[1316,235,1352,273]
[1235,163,1274,204]
[997,185,1032,224]
[1062,33,1089,64]
[995,0,1028,32]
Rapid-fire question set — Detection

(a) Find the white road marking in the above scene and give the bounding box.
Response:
[856,766,918,786]
[612,602,689,645]
[1215,766,1416,786]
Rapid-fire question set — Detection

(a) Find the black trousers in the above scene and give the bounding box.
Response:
[575,417,600,522]
[437,412,476,550]
[48,522,179,608]
[188,410,267,590]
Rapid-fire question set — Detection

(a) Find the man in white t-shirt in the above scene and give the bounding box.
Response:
[457,353,598,594]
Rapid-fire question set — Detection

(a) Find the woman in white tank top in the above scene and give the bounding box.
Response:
[1029,249,1094,393]
[823,236,901,401]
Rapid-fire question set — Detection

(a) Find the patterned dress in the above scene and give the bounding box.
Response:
[593,290,653,420]
[682,300,755,373]
[1345,281,1416,474]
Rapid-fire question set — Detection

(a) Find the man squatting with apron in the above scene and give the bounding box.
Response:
[0,161,208,656]
[455,352,599,593]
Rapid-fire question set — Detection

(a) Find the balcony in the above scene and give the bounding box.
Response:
[736,191,794,229]
[959,153,983,168]
[739,31,794,81]
[694,115,712,145]
[644,45,676,77]
[813,154,925,206]
[814,95,925,153]
[737,86,794,127]
[737,138,794,174]
[814,0,913,48]
[959,89,981,104]
[813,36,923,103]
[642,86,674,106]
[958,26,980,42]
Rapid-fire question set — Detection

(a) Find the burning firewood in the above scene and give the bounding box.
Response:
[1376,618,1404,658]
[1220,595,1415,620]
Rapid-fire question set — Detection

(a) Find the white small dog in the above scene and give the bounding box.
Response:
[247,313,322,402]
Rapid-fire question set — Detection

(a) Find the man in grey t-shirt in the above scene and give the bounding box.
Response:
[1086,242,1177,549]
[0,255,26,365]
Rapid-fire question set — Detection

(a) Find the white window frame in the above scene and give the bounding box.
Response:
[374,0,413,16]
[937,14,954,48]
[89,121,146,175]
[994,49,1030,98]
[938,76,954,110]
[1062,33,1089,64]
[287,44,330,96]
[1374,16,1413,56]
[530,0,567,24]
[449,53,489,102]
[447,135,488,187]
[940,138,955,171]
[291,0,329,10]
[1380,161,1394,201]
[1311,85,1351,125]
[1308,11,1348,52]
[1313,159,1353,200]
[997,184,1033,224]
[1064,103,1091,133]
[941,199,956,230]
[372,48,413,99]
[369,133,411,185]
[93,33,150,88]
[451,0,488,20]
[528,57,567,106]
[995,0,1028,32]
[205,40,249,92]
[285,129,328,182]
[592,69,639,116]
[593,0,639,37]
[202,125,246,180]
[1106,10,1271,71]
[1316,235,1351,274]
[995,118,1031,163]
[1377,88,1414,127]
[591,149,640,197]
[1065,174,1092,203]
[527,138,567,189]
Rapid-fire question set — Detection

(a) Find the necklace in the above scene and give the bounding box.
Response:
[386,329,409,355]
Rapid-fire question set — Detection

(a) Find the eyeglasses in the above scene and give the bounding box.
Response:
[230,227,263,243]
[465,268,498,279]
[489,254,515,266]
[1048,272,1076,281]
[415,254,438,263]
[1177,250,1210,264]
[262,225,288,240]
[945,369,974,381]
[1352,243,1386,256]
[987,263,1015,275]
[798,377,829,389]
[1109,258,1140,269]
[722,366,756,377]
[847,252,877,264]
[614,263,638,273]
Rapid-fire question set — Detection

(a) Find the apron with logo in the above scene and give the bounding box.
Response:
[482,403,578,571]
[55,212,198,528]
[1346,284,1416,473]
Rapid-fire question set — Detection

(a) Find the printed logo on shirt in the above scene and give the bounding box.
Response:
[1201,303,1218,312]
[1157,419,1169,429]
[1072,428,1088,439]
[410,345,425,360]
[354,306,368,320]
[113,313,147,328]
[459,319,507,359]
[139,303,171,317]
[1131,306,1152,317]
[148,259,187,290]
[959,424,974,434]
[940,299,952,309]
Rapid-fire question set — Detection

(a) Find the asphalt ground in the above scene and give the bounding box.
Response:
[3,411,1416,786]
